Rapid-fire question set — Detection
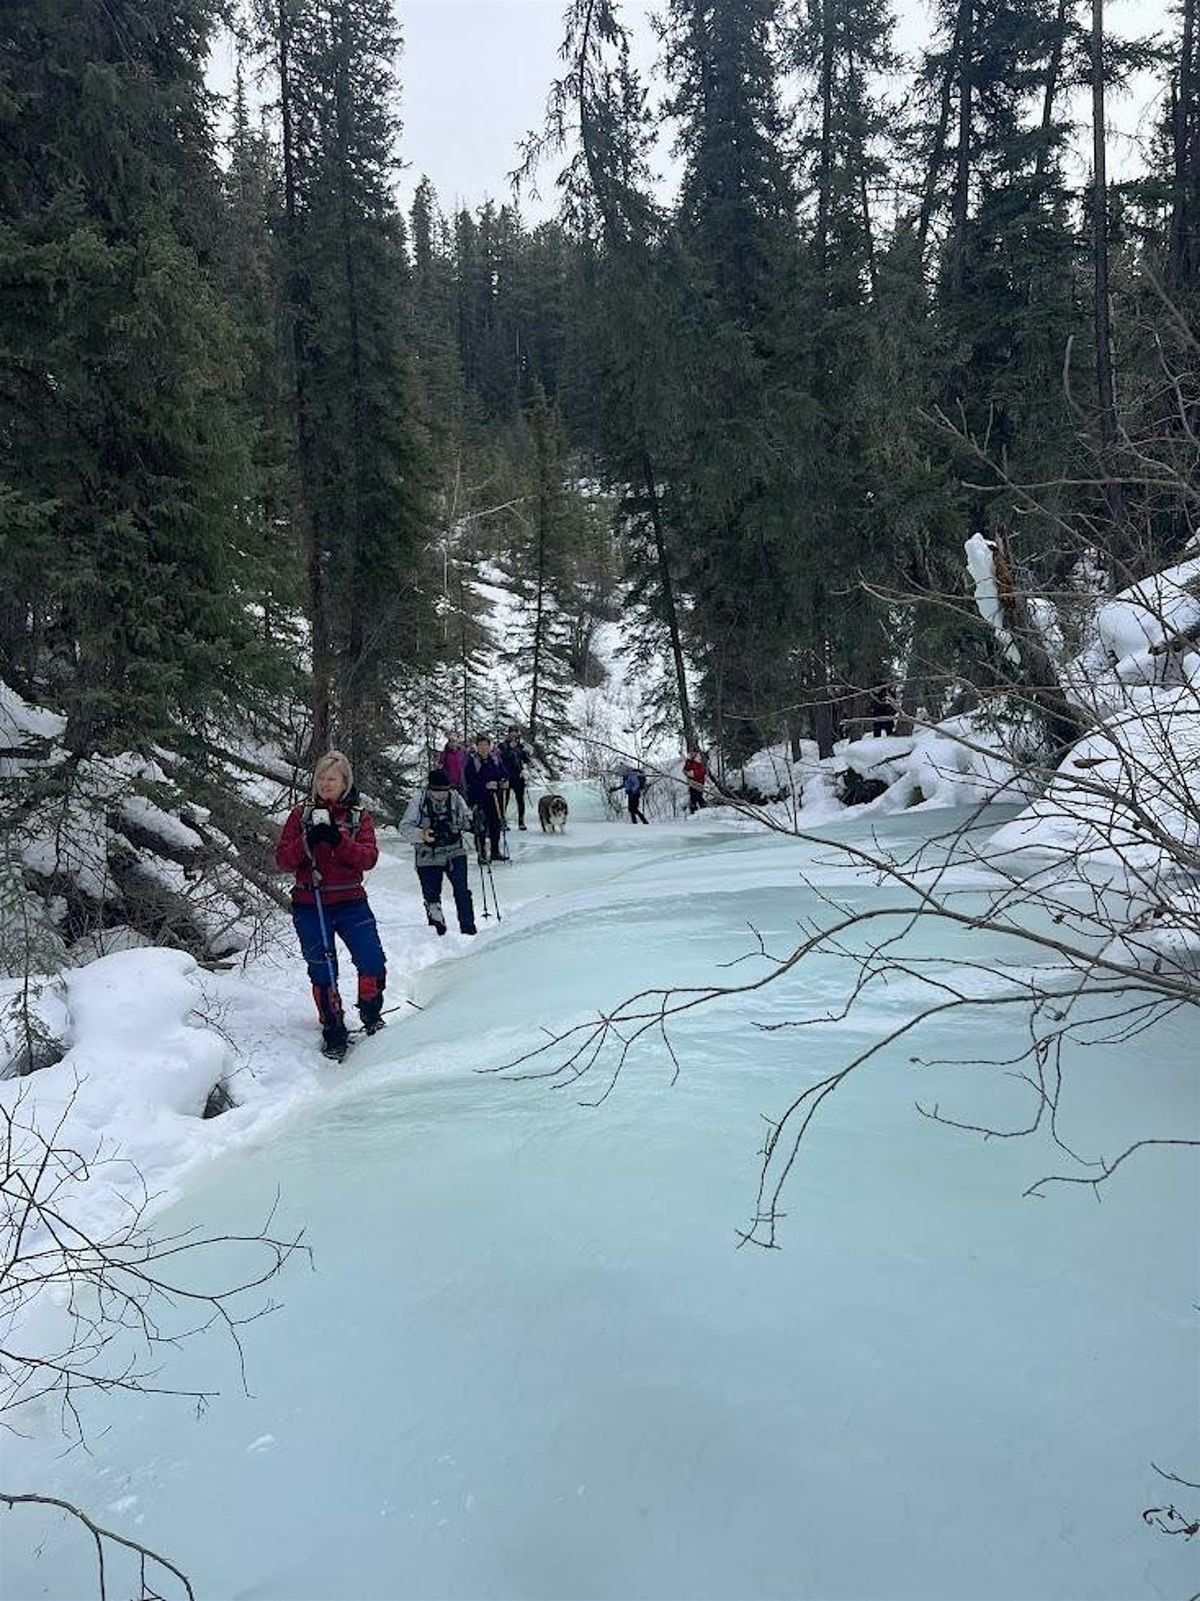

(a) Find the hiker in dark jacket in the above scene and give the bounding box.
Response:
[464,734,509,863]
[498,726,530,830]
[870,684,898,738]
[275,750,386,1057]
[399,769,476,936]
[620,764,649,824]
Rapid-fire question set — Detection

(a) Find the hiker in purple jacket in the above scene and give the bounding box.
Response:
[440,735,468,792]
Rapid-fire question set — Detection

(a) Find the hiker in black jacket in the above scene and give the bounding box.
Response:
[464,734,509,863]
[498,726,530,831]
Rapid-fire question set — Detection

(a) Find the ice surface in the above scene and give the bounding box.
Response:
[3,805,1196,1601]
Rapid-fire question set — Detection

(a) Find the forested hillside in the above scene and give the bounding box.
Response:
[1,0,1196,809]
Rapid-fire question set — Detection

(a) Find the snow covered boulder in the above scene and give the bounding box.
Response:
[63,948,231,1121]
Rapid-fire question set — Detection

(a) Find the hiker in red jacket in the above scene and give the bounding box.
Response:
[276,750,386,1059]
[683,748,709,814]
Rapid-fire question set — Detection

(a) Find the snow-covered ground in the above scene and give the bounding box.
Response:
[3,794,1196,1600]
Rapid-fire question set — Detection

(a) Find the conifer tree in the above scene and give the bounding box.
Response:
[254,0,435,774]
[525,0,699,750]
[661,0,806,758]
[0,0,277,753]
[505,385,576,763]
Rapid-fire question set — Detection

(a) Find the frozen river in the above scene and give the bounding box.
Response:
[4,793,1198,1600]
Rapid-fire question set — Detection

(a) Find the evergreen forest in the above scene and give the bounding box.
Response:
[1,0,1197,793]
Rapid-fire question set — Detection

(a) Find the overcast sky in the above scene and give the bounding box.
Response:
[210,0,1171,223]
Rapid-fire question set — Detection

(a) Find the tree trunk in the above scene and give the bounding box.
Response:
[333,0,369,772]
[813,646,836,761]
[991,533,1089,751]
[642,455,697,752]
[1090,0,1129,571]
[853,55,878,297]
[817,0,834,276]
[275,0,332,758]
[530,479,548,746]
[1168,0,1197,287]
[951,0,973,293]
[1035,0,1070,188]
[917,6,963,256]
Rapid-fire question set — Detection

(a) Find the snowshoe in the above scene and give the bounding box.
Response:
[426,901,447,935]
[321,1033,352,1062]
[362,1015,387,1037]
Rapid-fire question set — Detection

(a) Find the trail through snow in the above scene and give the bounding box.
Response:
[3,792,1197,1601]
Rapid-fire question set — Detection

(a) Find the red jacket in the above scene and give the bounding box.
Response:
[276,799,379,906]
[684,756,708,788]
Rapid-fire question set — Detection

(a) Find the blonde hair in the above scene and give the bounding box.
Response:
[312,749,354,800]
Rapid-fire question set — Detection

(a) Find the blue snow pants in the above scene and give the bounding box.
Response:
[292,895,386,1030]
[416,855,476,933]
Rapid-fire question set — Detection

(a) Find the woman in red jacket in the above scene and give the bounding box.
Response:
[276,750,386,1059]
[683,748,709,814]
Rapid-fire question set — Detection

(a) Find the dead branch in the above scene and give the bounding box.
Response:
[1,1490,196,1599]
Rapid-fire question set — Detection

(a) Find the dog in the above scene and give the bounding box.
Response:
[537,793,569,834]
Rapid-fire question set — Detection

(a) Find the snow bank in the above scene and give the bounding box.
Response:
[972,542,1200,971]
[0,949,235,1254]
[988,688,1200,887]
[1067,552,1200,713]
[723,715,1035,829]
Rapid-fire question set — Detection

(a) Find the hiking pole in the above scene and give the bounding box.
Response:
[301,842,339,997]
[484,856,502,922]
[312,875,337,990]
[477,850,492,919]
[494,791,510,861]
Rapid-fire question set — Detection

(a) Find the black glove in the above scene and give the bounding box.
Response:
[306,820,340,851]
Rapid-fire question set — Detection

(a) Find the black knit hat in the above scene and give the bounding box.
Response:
[427,767,452,789]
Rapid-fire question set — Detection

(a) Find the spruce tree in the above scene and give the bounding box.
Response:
[504,384,576,764]
[662,0,804,758]
[0,0,276,753]
[254,0,436,775]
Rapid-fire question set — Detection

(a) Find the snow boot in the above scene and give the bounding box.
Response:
[321,1022,350,1061]
[426,900,447,936]
[314,983,349,1059]
[358,982,386,1035]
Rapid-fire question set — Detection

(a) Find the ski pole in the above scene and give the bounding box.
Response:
[477,851,492,919]
[312,880,335,980]
[484,858,502,922]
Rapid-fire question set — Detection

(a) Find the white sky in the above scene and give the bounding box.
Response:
[209,0,1172,224]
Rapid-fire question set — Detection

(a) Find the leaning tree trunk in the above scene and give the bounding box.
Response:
[991,533,1089,753]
